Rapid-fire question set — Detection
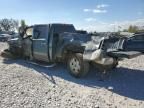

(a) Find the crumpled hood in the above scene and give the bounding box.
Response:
[60,32,105,51]
[60,32,91,43]
[81,36,107,61]
[60,32,106,61]
[83,36,105,51]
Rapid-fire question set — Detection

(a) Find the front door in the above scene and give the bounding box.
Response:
[32,25,49,62]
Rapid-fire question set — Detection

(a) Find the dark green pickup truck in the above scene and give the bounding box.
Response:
[4,23,142,78]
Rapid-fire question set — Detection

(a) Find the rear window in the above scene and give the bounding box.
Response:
[53,24,76,34]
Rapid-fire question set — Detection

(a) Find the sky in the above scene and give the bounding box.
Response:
[0,0,144,32]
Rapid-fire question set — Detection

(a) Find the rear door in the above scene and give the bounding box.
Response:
[32,25,50,61]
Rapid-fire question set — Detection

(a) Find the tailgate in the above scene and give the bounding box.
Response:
[107,51,142,59]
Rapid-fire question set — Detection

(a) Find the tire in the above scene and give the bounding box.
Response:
[67,53,89,78]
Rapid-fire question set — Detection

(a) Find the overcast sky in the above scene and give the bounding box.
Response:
[0,0,144,32]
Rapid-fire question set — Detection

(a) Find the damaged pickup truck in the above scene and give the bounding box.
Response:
[2,24,142,78]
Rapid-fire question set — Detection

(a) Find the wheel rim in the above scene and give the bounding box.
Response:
[69,57,81,74]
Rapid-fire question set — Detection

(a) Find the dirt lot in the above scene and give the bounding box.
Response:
[0,42,144,108]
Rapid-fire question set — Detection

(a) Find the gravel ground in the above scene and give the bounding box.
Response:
[0,42,144,108]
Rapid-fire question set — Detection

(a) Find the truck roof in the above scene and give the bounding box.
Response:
[34,23,76,33]
[34,23,74,27]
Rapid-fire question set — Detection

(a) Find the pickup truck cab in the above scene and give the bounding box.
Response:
[8,24,93,77]
[10,24,76,61]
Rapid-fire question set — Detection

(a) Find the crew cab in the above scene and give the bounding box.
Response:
[4,24,142,78]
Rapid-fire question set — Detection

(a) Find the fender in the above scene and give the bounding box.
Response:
[56,40,84,58]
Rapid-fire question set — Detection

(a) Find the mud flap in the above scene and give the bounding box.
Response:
[107,51,142,59]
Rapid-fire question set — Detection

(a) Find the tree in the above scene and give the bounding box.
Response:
[128,25,133,33]
[20,20,26,29]
[128,25,138,33]
[0,18,19,32]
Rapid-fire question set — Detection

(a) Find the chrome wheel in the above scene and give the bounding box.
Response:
[67,54,89,78]
[69,57,81,74]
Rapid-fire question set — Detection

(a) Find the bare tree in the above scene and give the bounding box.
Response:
[0,18,19,32]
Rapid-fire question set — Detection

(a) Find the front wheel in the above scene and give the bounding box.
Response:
[67,53,89,78]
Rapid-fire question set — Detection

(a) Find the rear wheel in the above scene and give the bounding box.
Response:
[67,53,89,78]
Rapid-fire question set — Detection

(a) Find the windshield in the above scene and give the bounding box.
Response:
[53,24,76,34]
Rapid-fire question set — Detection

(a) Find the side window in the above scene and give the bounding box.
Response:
[33,26,48,39]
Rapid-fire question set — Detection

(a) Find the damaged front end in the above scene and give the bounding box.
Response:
[82,36,142,71]
[82,37,117,71]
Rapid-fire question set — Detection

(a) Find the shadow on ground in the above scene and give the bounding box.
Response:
[3,58,144,101]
